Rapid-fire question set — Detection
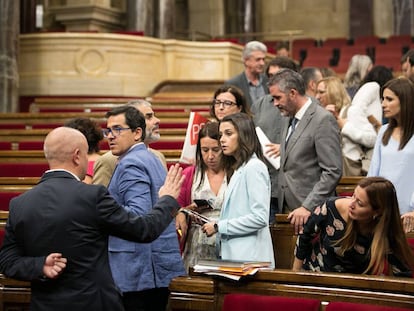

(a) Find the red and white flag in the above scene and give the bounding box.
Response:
[179,112,208,164]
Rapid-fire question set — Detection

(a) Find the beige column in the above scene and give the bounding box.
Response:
[243,0,255,41]
[158,0,175,39]
[47,0,125,32]
[126,0,154,36]
[373,0,393,38]
[188,0,225,39]
[0,0,19,112]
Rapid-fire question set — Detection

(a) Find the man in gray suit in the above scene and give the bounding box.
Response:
[269,69,342,234]
[226,40,269,107]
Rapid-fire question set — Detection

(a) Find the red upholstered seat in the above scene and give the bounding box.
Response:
[18,141,44,150]
[326,301,412,311]
[0,163,49,177]
[0,229,5,248]
[407,238,414,251]
[99,140,109,151]
[31,123,63,129]
[0,124,26,129]
[160,122,188,129]
[222,294,320,311]
[0,192,22,211]
[353,35,382,48]
[149,141,184,150]
[0,142,12,150]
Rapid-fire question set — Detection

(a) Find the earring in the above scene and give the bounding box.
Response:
[373,215,378,220]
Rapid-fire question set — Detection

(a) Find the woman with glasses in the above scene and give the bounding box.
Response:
[209,85,252,121]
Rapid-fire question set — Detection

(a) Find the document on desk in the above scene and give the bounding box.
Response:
[255,127,280,170]
[193,259,272,281]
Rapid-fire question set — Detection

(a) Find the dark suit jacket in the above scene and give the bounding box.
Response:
[226,72,269,107]
[251,94,285,198]
[0,170,179,311]
[278,99,342,213]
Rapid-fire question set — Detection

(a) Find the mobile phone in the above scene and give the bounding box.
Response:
[194,199,210,207]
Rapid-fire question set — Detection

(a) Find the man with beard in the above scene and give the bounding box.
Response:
[93,99,166,186]
[269,69,342,235]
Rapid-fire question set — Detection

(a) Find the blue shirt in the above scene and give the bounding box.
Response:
[368,125,414,215]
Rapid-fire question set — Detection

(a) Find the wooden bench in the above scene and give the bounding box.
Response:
[0,111,209,132]
[336,176,363,196]
[0,177,40,187]
[0,129,186,144]
[0,112,106,129]
[29,96,211,113]
[3,268,414,311]
[0,275,31,310]
[0,149,182,163]
[168,269,414,310]
[271,215,296,269]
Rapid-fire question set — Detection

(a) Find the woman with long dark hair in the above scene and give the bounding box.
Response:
[176,122,232,272]
[368,77,414,232]
[203,113,275,267]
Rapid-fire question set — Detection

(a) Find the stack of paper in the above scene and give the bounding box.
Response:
[193,259,272,281]
[255,127,280,170]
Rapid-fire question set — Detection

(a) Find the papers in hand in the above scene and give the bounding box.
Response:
[255,127,280,170]
[193,259,272,281]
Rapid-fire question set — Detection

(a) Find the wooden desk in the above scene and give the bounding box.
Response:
[169,269,414,310]
[0,275,31,311]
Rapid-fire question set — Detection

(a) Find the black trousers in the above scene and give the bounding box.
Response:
[122,287,169,311]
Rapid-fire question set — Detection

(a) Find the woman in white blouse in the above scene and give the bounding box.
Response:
[340,65,393,176]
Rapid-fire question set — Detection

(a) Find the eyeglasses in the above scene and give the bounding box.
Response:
[212,99,237,108]
[102,127,131,138]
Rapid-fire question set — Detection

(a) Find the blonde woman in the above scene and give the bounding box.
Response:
[315,76,351,126]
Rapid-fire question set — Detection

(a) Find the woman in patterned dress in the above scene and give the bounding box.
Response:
[293,176,414,277]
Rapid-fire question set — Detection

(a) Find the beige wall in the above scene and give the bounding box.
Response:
[43,0,396,41]
[373,0,394,38]
[258,0,350,41]
[18,33,271,97]
[188,0,225,39]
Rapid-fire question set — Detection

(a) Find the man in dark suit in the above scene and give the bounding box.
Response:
[0,126,184,311]
[226,40,269,107]
[269,69,342,234]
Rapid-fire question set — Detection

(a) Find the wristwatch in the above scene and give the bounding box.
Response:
[214,222,218,233]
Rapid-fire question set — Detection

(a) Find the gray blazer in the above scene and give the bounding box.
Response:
[226,72,269,107]
[278,99,342,213]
